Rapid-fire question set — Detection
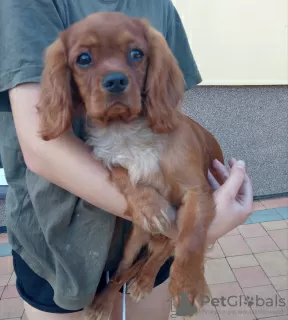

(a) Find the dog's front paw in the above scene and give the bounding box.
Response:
[134,203,174,234]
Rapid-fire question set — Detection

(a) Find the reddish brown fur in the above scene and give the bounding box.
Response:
[37,12,224,319]
[37,38,73,140]
[141,20,185,133]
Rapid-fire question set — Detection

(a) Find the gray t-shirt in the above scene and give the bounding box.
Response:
[0,0,201,310]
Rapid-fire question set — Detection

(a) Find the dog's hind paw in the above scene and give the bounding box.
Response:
[128,272,154,302]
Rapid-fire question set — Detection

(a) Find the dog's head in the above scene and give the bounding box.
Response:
[37,12,185,140]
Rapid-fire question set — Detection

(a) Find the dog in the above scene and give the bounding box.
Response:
[37,12,224,319]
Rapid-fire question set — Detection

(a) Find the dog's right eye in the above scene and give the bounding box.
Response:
[129,49,144,62]
[76,52,92,67]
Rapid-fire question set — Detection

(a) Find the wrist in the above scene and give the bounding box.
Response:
[206,216,227,245]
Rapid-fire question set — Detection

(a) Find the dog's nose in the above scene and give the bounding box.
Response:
[102,72,129,94]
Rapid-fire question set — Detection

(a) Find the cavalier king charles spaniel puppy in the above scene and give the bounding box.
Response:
[37,12,224,320]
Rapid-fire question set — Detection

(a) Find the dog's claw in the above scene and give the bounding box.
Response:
[173,295,180,308]
[140,208,171,234]
[128,273,154,302]
[152,215,168,233]
[128,282,145,302]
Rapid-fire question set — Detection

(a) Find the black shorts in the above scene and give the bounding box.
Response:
[12,250,173,314]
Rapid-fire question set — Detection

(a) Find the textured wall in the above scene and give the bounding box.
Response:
[0,199,5,230]
[182,86,288,197]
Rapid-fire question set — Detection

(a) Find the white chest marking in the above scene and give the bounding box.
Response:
[86,119,164,184]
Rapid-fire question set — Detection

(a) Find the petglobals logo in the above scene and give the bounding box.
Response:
[203,295,287,308]
[170,293,287,318]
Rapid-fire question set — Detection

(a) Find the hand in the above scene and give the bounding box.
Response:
[207,158,253,244]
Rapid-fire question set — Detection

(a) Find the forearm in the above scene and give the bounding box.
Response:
[33,134,129,218]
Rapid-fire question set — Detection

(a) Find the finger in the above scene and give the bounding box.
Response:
[228,158,237,168]
[208,170,221,191]
[213,159,230,182]
[240,174,253,210]
[221,160,246,199]
[229,158,247,194]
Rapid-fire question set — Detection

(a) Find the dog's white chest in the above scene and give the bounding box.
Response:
[86,120,163,184]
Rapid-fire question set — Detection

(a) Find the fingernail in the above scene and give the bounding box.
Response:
[236,160,245,168]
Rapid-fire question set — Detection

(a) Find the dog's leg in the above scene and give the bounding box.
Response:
[110,167,173,234]
[85,226,150,320]
[169,184,214,310]
[129,235,174,302]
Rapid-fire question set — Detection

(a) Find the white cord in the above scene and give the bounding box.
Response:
[106,271,127,320]
[122,283,127,320]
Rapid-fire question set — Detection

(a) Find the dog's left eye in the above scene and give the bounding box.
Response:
[76,52,92,67]
[129,49,144,62]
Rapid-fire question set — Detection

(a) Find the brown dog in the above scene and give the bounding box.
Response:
[37,12,224,320]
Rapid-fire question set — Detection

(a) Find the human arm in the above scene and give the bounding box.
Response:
[9,83,129,218]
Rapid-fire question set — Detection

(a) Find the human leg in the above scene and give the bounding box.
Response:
[14,245,173,320]
[24,302,85,320]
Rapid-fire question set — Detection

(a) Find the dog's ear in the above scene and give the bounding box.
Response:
[141,20,185,133]
[37,35,73,140]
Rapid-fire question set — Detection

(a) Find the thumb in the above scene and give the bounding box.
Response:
[221,160,246,199]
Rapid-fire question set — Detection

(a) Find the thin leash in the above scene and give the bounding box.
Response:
[106,271,127,320]
[122,282,127,320]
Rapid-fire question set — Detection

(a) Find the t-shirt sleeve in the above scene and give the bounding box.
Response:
[0,0,66,110]
[166,2,202,90]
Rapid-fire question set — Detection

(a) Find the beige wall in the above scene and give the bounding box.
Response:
[173,0,288,85]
